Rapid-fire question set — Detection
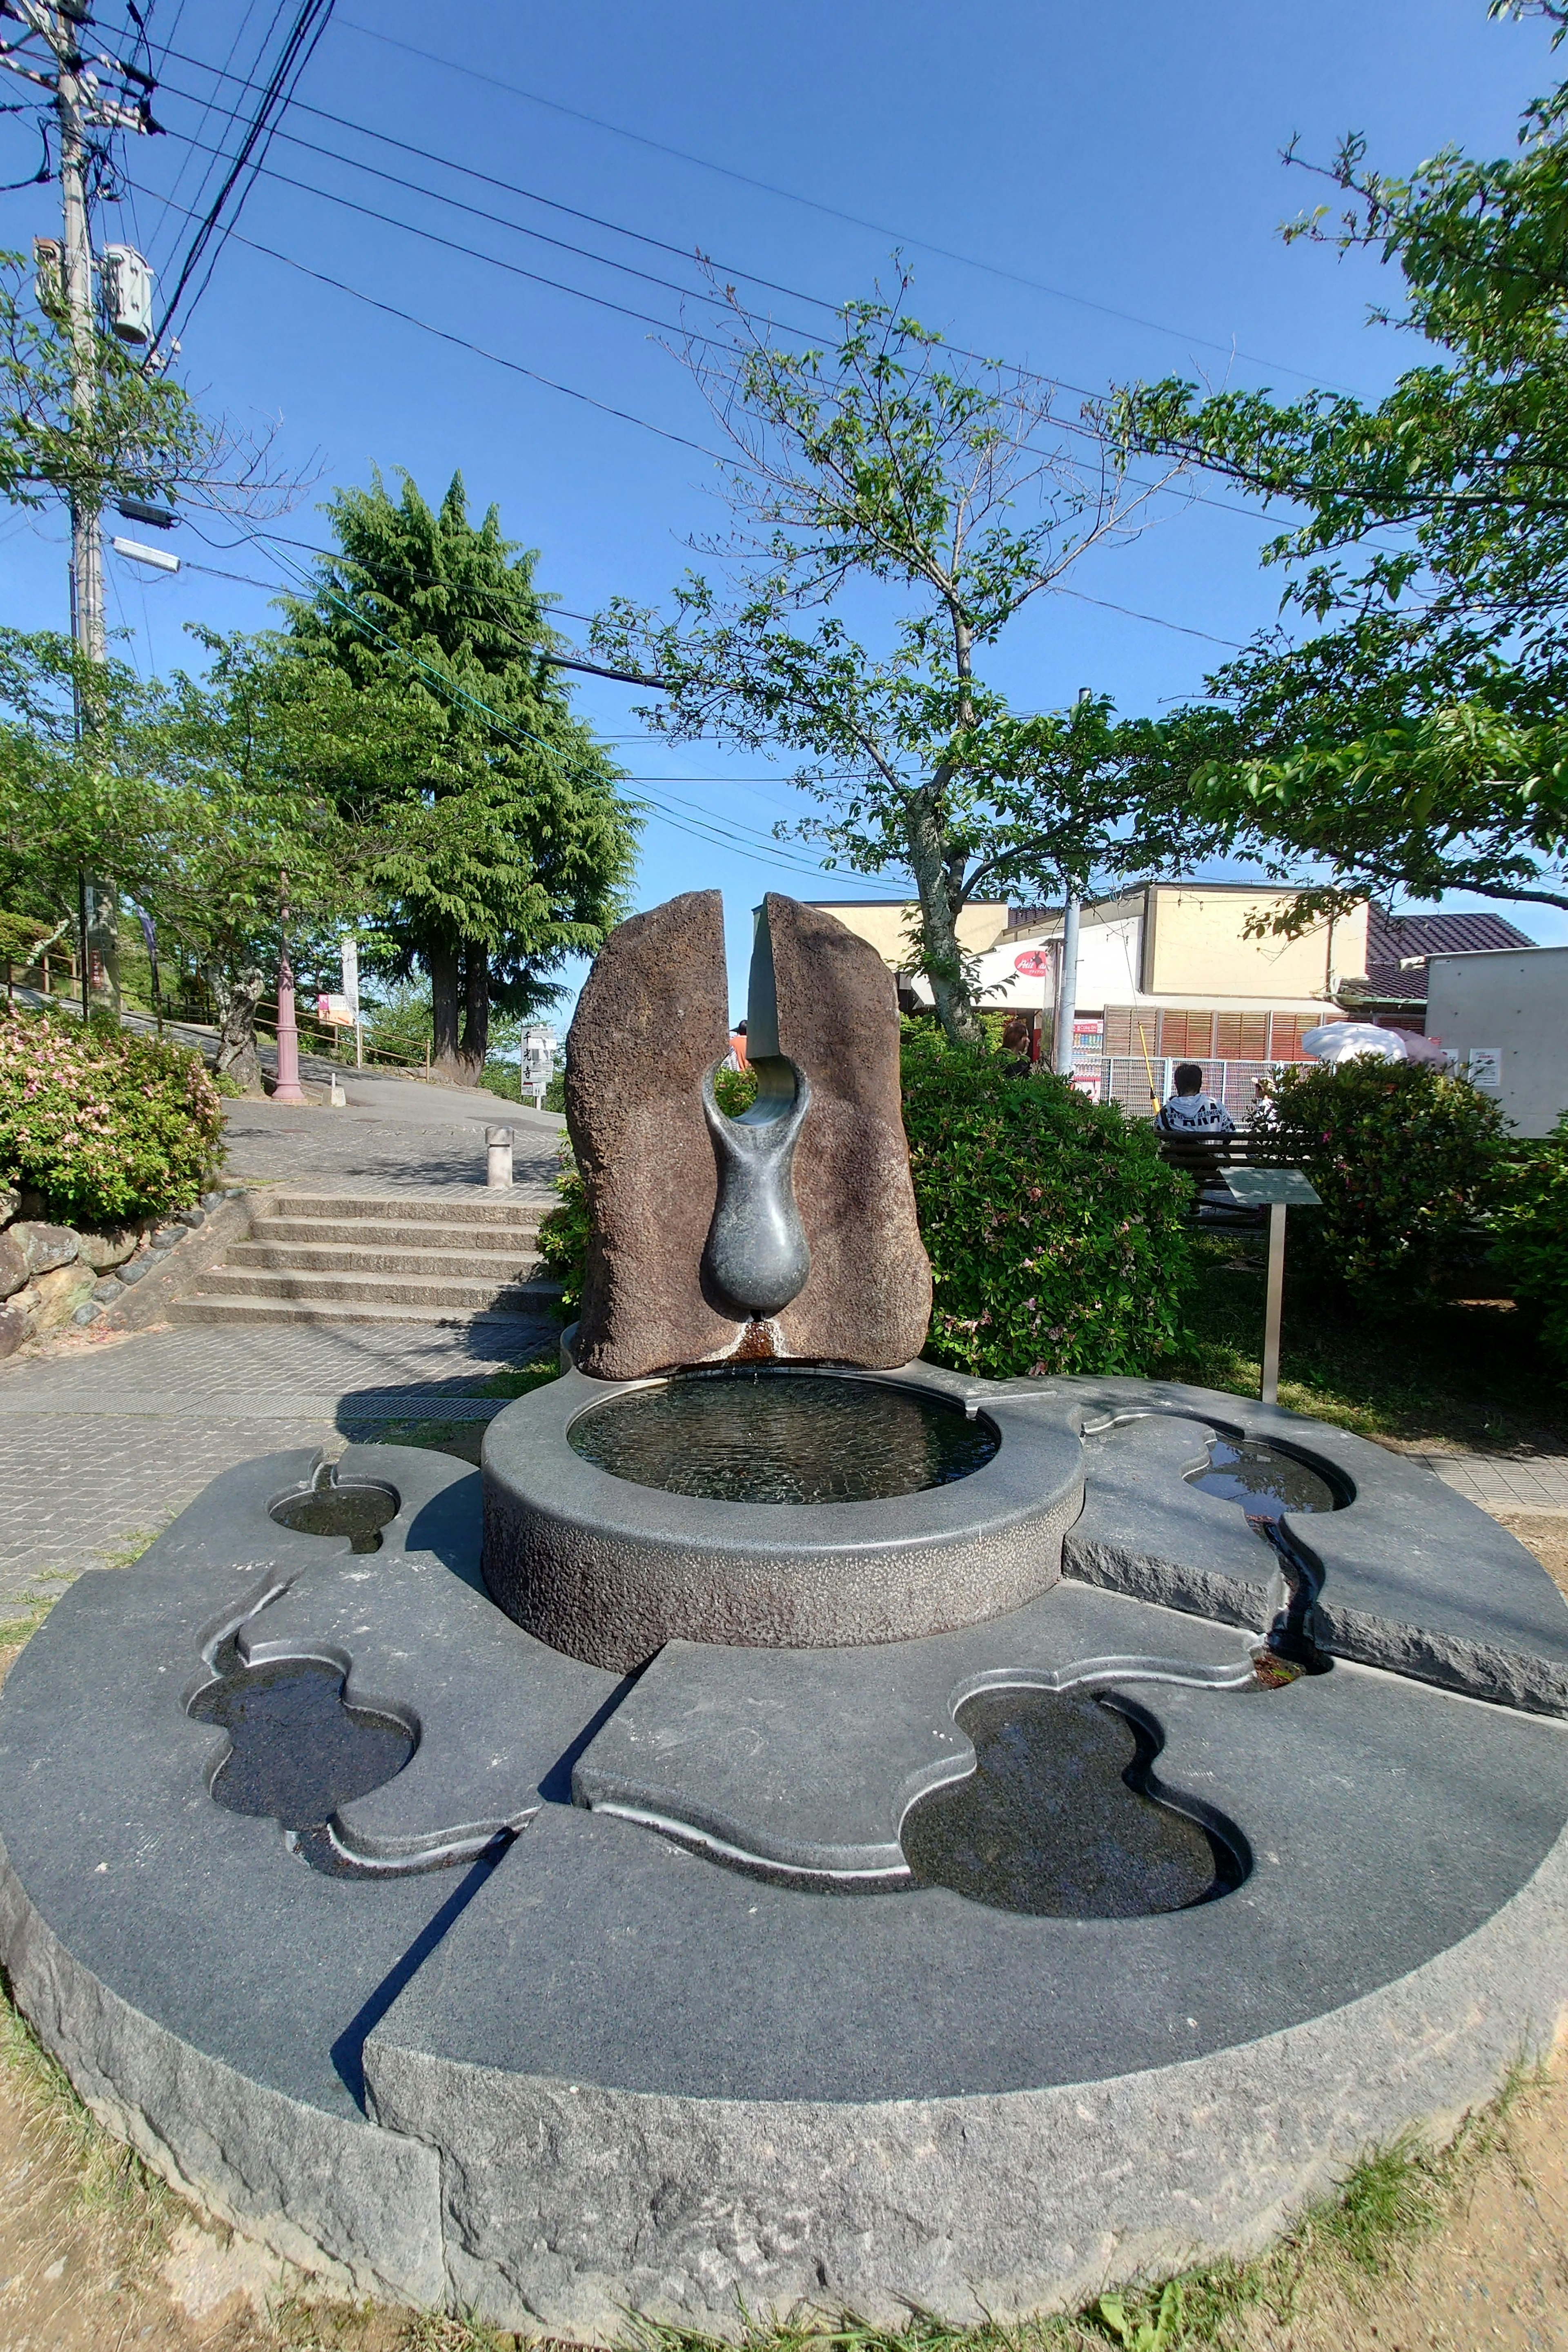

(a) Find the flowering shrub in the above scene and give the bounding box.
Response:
[1254,1059,1506,1315]
[900,1025,1194,1378]
[0,1006,224,1223]
[1490,1115,1568,1374]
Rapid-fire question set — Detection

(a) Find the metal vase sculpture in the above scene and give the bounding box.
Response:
[701,1056,811,1319]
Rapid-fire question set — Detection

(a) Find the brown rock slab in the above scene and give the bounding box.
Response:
[763,896,932,1367]
[11,1222,79,1278]
[0,1230,25,1302]
[566,891,739,1380]
[76,1223,138,1273]
[0,1186,18,1227]
[0,1301,24,1357]
[24,1261,94,1333]
[566,891,932,1380]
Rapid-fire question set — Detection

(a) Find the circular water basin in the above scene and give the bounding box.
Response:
[1185,1436,1343,1521]
[566,1368,999,1505]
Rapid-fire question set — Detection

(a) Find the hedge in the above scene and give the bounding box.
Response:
[1253,1059,1508,1315]
[1490,1115,1568,1375]
[0,1006,224,1224]
[900,1025,1194,1377]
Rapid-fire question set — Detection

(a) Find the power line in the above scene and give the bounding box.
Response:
[139,54,1351,540]
[130,181,729,458]
[152,45,843,325]
[154,0,336,347]
[335,13,1352,395]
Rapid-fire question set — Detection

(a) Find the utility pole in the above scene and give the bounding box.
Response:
[1051,688,1092,1081]
[57,25,105,673]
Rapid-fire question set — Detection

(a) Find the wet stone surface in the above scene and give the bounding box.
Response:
[566,1368,999,1504]
[1186,1435,1343,1521]
[902,1685,1245,1917]
[189,1644,413,1870]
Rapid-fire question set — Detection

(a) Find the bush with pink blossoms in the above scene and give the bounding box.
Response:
[0,1006,223,1224]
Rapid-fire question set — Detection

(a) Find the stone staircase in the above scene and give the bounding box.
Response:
[169,1188,561,1329]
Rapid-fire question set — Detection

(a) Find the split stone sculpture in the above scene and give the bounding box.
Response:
[566,889,932,1379]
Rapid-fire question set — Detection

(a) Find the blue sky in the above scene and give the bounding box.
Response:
[2,0,1561,1018]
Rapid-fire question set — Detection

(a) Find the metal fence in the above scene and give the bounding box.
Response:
[1096,1057,1291,1119]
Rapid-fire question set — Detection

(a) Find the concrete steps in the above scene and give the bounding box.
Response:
[170,1186,563,1329]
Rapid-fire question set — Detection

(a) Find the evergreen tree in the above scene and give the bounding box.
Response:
[287,470,639,1074]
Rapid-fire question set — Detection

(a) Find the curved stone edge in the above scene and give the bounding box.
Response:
[363,1826,1568,2342]
[483,1364,1085,1671]
[1316,1598,1568,1719]
[0,1832,444,2309]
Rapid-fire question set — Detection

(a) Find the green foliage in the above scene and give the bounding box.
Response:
[363,979,434,1066]
[536,1150,590,1319]
[0,909,47,964]
[1490,1113,1568,1370]
[1111,17,1568,919]
[595,273,1209,1044]
[0,1005,223,1223]
[900,1025,1194,1376]
[1094,2282,1183,2350]
[712,1063,758,1117]
[0,250,208,521]
[285,468,639,1064]
[1255,1060,1507,1314]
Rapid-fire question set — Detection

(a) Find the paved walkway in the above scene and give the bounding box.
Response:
[0,1091,561,1615]
[1419,1453,1568,1517]
[222,1069,564,1194]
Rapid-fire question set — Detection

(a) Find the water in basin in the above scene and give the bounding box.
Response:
[567,1369,998,1504]
[191,1651,412,1837]
[902,1685,1244,1918]
[270,1477,399,1553]
[1185,1436,1341,1521]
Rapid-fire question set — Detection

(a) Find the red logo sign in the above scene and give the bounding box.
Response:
[1013,949,1052,976]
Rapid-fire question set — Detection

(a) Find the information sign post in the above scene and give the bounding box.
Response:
[1218,1167,1322,1406]
[520,1025,556,1110]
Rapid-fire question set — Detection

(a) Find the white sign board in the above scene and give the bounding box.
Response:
[339,936,359,1013]
[520,1025,557,1104]
[1467,1046,1503,1089]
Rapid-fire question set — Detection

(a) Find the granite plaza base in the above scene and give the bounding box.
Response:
[2,1372,1567,2336]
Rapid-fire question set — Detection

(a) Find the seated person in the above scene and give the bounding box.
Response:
[1159,1061,1234,1134]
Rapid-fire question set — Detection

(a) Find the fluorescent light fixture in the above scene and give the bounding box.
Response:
[111,537,180,575]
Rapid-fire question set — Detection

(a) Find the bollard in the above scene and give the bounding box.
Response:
[486,1125,514,1189]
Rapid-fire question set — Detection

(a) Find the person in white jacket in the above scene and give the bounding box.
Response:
[1159,1061,1235,1134]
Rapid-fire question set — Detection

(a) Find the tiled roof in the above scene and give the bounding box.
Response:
[1366,906,1534,963]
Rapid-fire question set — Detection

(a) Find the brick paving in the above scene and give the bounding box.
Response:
[1421,1453,1568,1517]
[0,1413,333,1617]
[0,1090,565,1612]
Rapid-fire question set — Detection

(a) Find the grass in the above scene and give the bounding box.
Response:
[0,1796,1554,2352]
[1167,1234,1568,1451]
[0,1967,182,2281]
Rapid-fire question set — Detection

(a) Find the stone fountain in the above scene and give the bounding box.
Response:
[2,891,1567,2338]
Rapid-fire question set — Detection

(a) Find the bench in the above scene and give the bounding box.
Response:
[1153,1123,1280,1226]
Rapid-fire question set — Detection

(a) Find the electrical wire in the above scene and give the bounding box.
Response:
[156,109,829,345]
[335,13,1352,395]
[154,0,336,348]
[127,180,731,458]
[137,49,1368,546]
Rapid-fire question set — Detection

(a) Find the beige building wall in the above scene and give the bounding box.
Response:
[807,900,1011,969]
[1142,886,1368,1002]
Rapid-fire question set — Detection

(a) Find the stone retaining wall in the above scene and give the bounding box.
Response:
[0,1186,252,1355]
